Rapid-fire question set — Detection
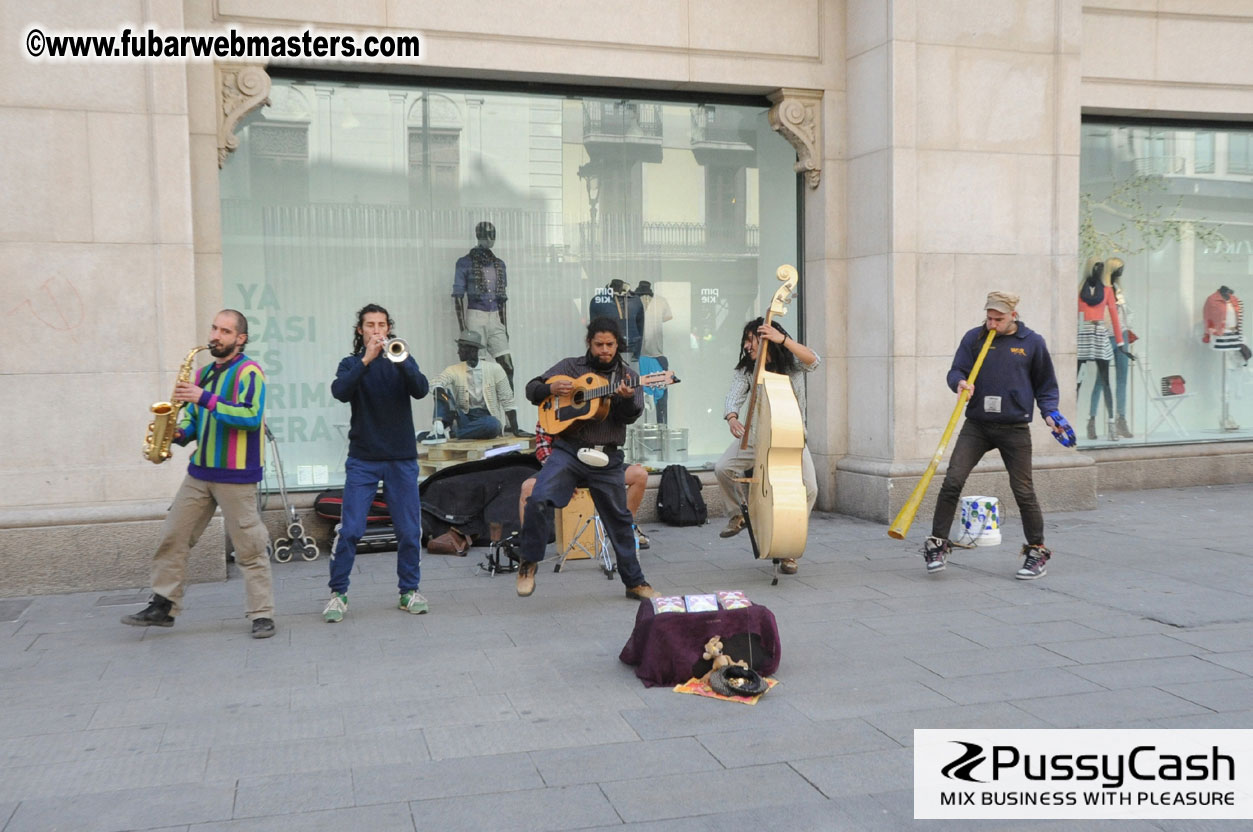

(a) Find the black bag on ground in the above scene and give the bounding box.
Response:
[656,464,707,527]
[418,452,544,546]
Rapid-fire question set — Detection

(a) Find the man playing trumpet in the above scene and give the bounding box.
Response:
[923,292,1064,580]
[122,310,276,638]
[323,304,430,622]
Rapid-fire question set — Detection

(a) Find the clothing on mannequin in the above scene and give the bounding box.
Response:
[636,281,674,424]
[1088,257,1136,439]
[453,221,514,389]
[1077,257,1126,441]
[1202,285,1245,432]
[589,279,645,360]
[424,331,528,443]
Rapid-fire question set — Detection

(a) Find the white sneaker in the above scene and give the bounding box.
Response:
[422,421,449,445]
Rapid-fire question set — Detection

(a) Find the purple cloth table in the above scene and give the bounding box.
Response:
[618,602,781,687]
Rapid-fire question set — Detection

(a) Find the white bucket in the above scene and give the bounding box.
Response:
[956,495,1001,547]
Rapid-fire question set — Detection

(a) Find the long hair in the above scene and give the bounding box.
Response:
[585,316,625,370]
[734,317,795,374]
[352,303,395,355]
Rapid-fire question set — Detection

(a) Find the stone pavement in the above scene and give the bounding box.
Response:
[1,482,1251,832]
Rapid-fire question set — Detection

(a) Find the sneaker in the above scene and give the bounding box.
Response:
[922,536,950,573]
[323,593,348,623]
[250,617,276,639]
[779,558,799,575]
[634,525,650,550]
[120,594,175,628]
[719,514,746,538]
[516,560,537,597]
[421,420,449,445]
[625,583,659,601]
[1016,545,1051,580]
[399,591,429,614]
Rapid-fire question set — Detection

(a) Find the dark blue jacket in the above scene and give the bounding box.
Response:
[947,322,1059,423]
[332,354,429,460]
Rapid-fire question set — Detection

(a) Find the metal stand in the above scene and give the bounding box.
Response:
[738,500,781,586]
[262,424,319,562]
[555,513,616,579]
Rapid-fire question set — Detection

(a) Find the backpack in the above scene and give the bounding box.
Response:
[656,464,707,527]
[313,489,391,524]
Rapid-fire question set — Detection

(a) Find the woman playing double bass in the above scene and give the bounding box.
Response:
[714,318,820,573]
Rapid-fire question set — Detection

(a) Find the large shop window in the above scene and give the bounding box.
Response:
[1079,120,1253,448]
[221,78,801,488]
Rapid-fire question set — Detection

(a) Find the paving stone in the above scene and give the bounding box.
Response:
[1021,687,1212,728]
[864,701,1054,745]
[423,712,640,760]
[409,783,617,832]
[1166,624,1253,653]
[158,708,344,751]
[1159,677,1253,712]
[1066,654,1245,690]
[0,599,32,621]
[790,746,914,797]
[530,736,720,787]
[923,665,1104,705]
[619,695,814,740]
[600,762,826,823]
[232,770,355,819]
[352,752,541,804]
[193,801,416,832]
[696,715,897,766]
[205,734,431,780]
[1039,633,1201,664]
[787,680,954,721]
[0,751,211,803]
[4,782,235,832]
[909,644,1077,678]
[0,724,165,768]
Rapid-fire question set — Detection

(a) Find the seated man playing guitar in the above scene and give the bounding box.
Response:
[514,317,658,602]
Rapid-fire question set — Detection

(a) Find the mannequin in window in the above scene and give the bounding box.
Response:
[1088,257,1136,439]
[423,331,528,443]
[635,281,674,423]
[453,221,514,390]
[1202,285,1246,431]
[588,279,644,361]
[1077,257,1126,441]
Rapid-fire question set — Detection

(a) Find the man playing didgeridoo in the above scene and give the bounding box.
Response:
[923,291,1068,580]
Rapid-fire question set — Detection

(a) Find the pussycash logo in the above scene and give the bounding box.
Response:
[940,741,1235,789]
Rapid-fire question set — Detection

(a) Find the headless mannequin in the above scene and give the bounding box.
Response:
[453,221,515,389]
[636,280,673,423]
[431,341,526,439]
[1203,285,1244,431]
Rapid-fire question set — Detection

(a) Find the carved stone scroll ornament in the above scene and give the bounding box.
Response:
[217,64,272,167]
[767,88,823,189]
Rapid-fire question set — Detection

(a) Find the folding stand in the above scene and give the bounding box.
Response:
[1138,358,1193,438]
[555,512,616,579]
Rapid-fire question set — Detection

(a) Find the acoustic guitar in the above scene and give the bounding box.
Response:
[538,370,675,435]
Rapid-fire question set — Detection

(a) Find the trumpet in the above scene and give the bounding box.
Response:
[384,337,409,362]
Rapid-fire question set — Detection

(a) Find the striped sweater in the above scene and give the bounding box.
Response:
[176,353,266,484]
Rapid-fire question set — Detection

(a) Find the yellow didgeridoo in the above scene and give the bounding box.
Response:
[888,329,996,540]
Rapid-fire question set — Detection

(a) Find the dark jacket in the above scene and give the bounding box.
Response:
[525,354,644,446]
[332,354,429,460]
[947,322,1059,423]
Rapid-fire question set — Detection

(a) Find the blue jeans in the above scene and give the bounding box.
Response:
[330,456,422,595]
[434,389,501,439]
[1088,336,1128,419]
[518,441,646,588]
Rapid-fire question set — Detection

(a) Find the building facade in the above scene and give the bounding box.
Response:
[2,0,1252,596]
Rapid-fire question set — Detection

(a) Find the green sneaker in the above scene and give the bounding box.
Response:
[323,593,347,623]
[399,591,429,614]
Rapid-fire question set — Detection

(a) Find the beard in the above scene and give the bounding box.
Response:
[588,352,619,373]
[209,341,235,359]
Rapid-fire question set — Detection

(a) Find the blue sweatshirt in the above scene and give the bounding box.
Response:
[332,353,429,460]
[947,322,1059,424]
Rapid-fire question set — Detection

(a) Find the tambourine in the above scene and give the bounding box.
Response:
[1046,410,1076,448]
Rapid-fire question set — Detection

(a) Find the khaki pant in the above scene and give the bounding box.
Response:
[714,438,818,516]
[152,475,274,619]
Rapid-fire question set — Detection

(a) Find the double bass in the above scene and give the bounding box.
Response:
[740,265,808,564]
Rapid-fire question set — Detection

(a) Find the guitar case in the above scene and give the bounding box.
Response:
[418,452,544,547]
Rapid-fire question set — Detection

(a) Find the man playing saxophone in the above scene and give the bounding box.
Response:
[122,310,277,638]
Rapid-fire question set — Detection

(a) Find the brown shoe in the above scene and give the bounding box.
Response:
[719,514,745,538]
[516,560,537,597]
[625,583,659,601]
[778,558,799,575]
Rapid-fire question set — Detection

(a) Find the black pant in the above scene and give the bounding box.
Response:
[931,420,1044,546]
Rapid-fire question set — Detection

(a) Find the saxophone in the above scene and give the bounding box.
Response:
[143,346,209,464]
